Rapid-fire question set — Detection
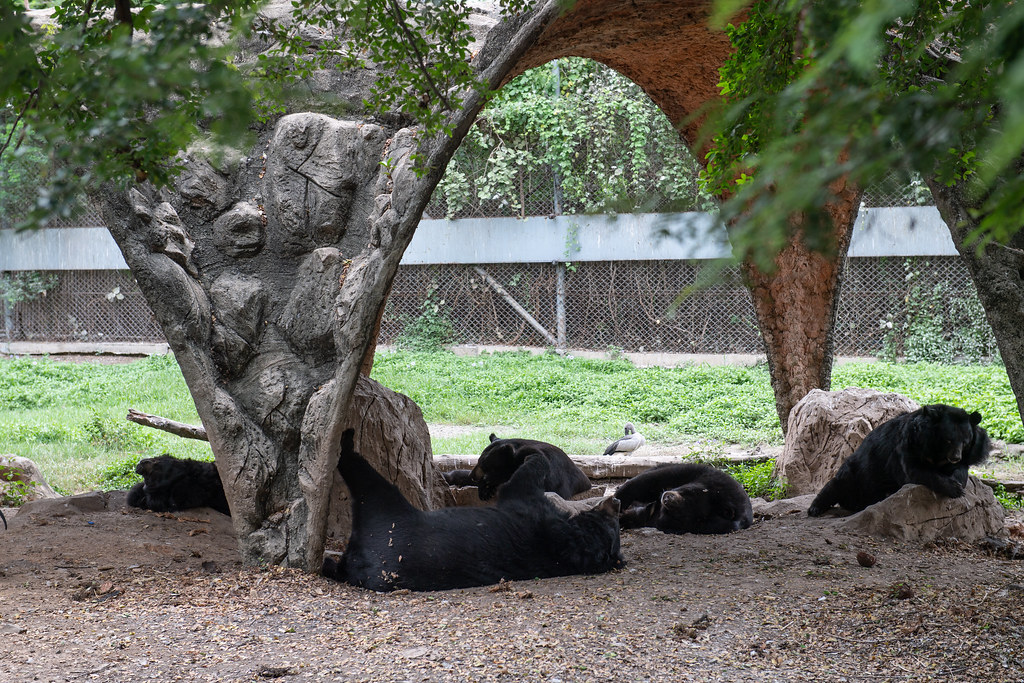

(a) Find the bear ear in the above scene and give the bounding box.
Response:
[489,433,499,443]
[919,405,935,419]
[970,411,982,426]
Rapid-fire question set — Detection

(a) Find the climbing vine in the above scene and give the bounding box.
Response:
[432,58,715,219]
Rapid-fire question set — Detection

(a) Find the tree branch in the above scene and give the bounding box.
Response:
[385,0,454,110]
[114,0,134,37]
[126,408,209,441]
[0,88,39,158]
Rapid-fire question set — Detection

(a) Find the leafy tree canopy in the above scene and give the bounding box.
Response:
[1,0,260,227]
[0,0,526,230]
[708,0,1024,270]
[433,57,715,219]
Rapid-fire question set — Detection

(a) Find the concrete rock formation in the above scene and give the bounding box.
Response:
[837,477,1005,542]
[0,455,62,503]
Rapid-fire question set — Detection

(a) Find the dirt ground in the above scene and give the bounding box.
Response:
[1,490,1023,683]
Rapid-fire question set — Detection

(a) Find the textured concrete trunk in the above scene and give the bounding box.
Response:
[98,2,566,570]
[927,173,1024,427]
[740,175,861,432]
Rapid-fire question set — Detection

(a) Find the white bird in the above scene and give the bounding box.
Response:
[603,422,645,455]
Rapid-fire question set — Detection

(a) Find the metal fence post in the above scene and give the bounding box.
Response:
[555,261,567,351]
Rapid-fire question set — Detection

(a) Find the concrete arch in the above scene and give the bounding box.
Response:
[510,0,731,149]
[480,0,860,431]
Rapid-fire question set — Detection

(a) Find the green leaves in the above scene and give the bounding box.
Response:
[3,0,260,229]
[707,0,1024,263]
[259,0,484,136]
[435,58,714,218]
[3,0,491,228]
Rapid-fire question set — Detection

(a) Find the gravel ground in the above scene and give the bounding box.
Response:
[1,495,1022,683]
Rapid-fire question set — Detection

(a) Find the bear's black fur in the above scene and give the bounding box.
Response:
[126,455,230,516]
[807,404,990,517]
[614,464,753,534]
[442,469,475,487]
[323,429,623,592]
[470,433,592,501]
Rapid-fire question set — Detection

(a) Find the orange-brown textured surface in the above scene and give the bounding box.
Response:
[512,0,733,149]
[743,170,860,432]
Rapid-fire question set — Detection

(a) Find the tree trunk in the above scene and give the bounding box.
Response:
[926,175,1024,426]
[738,178,862,433]
[98,1,566,570]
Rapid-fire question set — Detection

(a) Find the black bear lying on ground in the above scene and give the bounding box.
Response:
[613,464,753,534]
[126,455,231,516]
[807,403,990,517]
[470,433,592,501]
[323,429,623,591]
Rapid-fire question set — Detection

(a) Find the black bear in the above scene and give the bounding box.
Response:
[323,429,623,591]
[614,464,753,534]
[470,433,592,501]
[126,455,231,516]
[441,469,475,487]
[807,404,990,517]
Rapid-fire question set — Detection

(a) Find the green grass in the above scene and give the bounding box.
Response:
[2,351,1022,496]
[371,350,782,455]
[0,354,213,494]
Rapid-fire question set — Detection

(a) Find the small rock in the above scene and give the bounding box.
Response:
[0,623,26,634]
[856,551,877,568]
[257,665,296,678]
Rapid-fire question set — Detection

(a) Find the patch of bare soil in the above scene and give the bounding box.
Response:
[1,493,1022,683]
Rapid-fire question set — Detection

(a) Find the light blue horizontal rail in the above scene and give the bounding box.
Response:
[0,207,956,271]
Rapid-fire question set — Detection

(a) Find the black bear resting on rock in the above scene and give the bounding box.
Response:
[807,403,990,517]
[470,433,592,501]
[126,455,231,516]
[614,463,753,534]
[323,429,623,591]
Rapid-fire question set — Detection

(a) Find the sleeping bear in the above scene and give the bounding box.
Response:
[323,429,623,591]
[126,455,231,516]
[614,463,753,534]
[470,433,592,501]
[807,403,990,517]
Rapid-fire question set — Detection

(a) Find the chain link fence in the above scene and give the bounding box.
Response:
[2,256,998,364]
[1,270,163,343]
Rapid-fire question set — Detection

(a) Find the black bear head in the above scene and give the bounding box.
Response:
[913,404,980,466]
[655,484,735,532]
[135,454,176,479]
[471,441,522,500]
